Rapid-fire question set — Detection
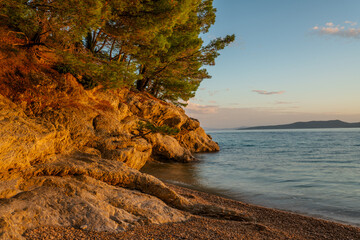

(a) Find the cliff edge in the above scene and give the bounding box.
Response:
[0,31,249,239]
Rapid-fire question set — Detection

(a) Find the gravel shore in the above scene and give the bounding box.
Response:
[24,184,360,240]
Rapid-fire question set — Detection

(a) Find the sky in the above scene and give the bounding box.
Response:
[184,0,360,128]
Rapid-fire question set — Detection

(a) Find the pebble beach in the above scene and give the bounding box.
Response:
[24,184,360,240]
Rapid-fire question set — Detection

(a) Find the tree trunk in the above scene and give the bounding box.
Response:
[136,77,150,91]
[150,80,159,96]
[136,65,149,91]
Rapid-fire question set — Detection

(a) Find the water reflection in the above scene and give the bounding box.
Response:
[140,129,360,226]
[140,158,236,199]
[140,161,200,186]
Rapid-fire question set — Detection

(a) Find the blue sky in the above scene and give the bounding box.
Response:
[185,0,360,128]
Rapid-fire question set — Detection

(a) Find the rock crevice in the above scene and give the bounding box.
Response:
[0,67,229,239]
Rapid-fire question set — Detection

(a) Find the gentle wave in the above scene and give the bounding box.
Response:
[142,128,360,226]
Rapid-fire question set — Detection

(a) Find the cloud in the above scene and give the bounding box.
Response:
[208,90,220,96]
[274,101,293,105]
[184,105,360,129]
[190,98,203,103]
[345,21,358,26]
[252,90,285,95]
[312,21,360,38]
[185,102,219,114]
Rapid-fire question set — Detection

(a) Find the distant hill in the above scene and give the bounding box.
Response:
[240,120,360,130]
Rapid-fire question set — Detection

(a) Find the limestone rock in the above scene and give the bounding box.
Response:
[0,151,189,239]
[0,94,71,173]
[147,133,194,162]
[124,92,187,129]
[0,149,252,239]
[99,137,152,170]
[177,127,220,152]
[183,117,201,131]
[0,175,188,239]
[0,79,219,169]
[0,60,228,239]
[0,91,248,240]
[122,91,219,157]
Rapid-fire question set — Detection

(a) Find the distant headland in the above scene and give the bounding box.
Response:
[240,120,360,130]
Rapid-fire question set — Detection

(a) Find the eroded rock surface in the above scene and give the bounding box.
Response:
[1,68,219,172]
[146,133,194,162]
[0,174,188,239]
[0,95,72,173]
[0,70,245,239]
[0,175,187,239]
[0,33,253,239]
[0,151,251,239]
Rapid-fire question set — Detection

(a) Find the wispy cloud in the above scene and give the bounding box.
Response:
[208,90,220,96]
[274,101,293,105]
[185,102,219,114]
[252,90,285,95]
[345,21,358,26]
[312,21,360,38]
[184,105,360,129]
[191,98,203,103]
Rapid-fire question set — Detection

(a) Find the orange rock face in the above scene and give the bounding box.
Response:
[0,70,225,239]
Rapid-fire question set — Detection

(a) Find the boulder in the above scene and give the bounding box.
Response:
[0,36,246,239]
[0,173,187,239]
[0,84,246,239]
[146,133,194,162]
[0,94,71,173]
[177,127,220,152]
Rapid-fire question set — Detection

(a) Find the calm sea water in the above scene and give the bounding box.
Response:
[141,129,360,226]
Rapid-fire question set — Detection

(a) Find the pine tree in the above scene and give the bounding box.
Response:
[134,0,235,105]
[1,0,234,104]
[1,0,105,46]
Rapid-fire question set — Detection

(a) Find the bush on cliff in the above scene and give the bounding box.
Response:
[54,52,137,89]
[0,0,234,105]
[136,121,180,138]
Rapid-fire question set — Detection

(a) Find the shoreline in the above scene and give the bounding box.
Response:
[165,179,360,228]
[141,158,360,228]
[173,179,360,228]
[24,183,360,240]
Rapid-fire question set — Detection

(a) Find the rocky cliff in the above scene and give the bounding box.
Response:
[0,42,251,239]
[1,73,219,170]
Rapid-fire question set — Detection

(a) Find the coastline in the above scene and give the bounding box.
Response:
[24,183,360,240]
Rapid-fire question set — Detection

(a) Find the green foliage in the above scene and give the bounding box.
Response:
[1,0,234,104]
[135,1,235,104]
[1,0,105,44]
[1,0,38,40]
[54,63,77,76]
[54,52,136,89]
[137,121,180,136]
[77,75,98,90]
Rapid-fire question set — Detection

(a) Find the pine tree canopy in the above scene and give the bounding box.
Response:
[1,0,235,105]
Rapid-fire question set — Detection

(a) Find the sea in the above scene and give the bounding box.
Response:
[141,128,360,227]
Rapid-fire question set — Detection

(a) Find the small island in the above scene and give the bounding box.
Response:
[240,120,360,130]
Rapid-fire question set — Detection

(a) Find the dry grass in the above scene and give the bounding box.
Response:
[0,24,119,120]
[93,100,115,112]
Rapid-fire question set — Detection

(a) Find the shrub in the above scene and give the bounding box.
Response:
[137,121,180,137]
[54,51,137,90]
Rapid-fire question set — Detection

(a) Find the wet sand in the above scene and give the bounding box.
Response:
[24,184,360,240]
